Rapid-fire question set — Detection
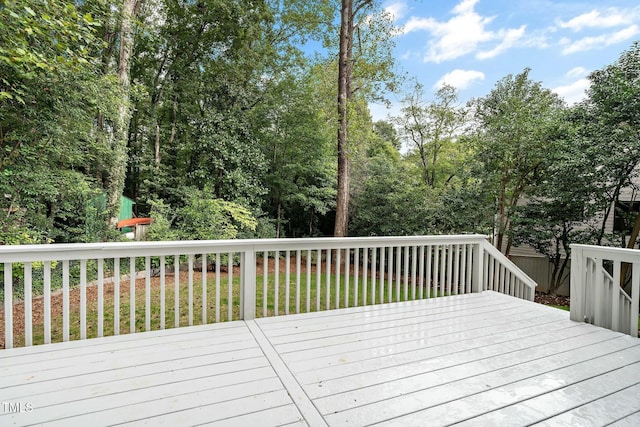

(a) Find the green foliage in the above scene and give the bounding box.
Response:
[470,68,564,253]
[350,151,435,236]
[581,41,640,245]
[146,189,257,241]
[0,0,98,104]
[395,83,468,189]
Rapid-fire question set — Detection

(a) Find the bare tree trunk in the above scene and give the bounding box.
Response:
[335,0,353,238]
[107,0,142,223]
[154,123,161,166]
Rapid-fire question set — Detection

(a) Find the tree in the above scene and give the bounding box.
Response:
[510,109,599,293]
[350,138,434,236]
[470,69,564,255]
[395,83,467,189]
[0,0,120,243]
[335,0,398,237]
[582,41,640,247]
[259,74,336,237]
[107,0,143,222]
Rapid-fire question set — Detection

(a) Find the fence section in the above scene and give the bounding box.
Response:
[1,235,536,349]
[571,244,640,336]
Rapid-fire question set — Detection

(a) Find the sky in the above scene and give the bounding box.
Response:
[369,0,640,121]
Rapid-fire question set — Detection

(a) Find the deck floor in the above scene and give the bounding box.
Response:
[1,291,640,426]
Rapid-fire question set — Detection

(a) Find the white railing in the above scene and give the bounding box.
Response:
[0,235,536,349]
[571,244,640,336]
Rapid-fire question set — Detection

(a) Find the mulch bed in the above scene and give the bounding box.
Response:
[534,292,570,307]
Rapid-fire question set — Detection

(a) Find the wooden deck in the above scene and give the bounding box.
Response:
[1,291,640,426]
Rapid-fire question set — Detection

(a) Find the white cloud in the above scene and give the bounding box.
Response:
[434,69,485,90]
[558,8,633,32]
[562,25,640,54]
[401,0,526,63]
[566,67,588,78]
[553,78,591,105]
[477,25,526,59]
[384,1,408,22]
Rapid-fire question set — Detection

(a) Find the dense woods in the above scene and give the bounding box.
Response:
[1,1,640,291]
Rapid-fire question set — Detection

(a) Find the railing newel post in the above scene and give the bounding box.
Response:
[242,246,256,320]
[472,240,484,293]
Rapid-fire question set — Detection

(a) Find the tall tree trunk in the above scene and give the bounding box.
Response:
[107,0,141,223]
[334,0,353,238]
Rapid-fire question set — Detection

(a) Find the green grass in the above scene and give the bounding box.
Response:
[549,304,570,311]
[8,269,444,347]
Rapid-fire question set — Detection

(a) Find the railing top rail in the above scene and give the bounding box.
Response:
[0,234,490,262]
[571,244,640,264]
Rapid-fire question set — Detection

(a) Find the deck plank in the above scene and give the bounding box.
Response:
[1,291,639,426]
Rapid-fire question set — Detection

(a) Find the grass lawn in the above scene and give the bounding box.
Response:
[5,268,437,347]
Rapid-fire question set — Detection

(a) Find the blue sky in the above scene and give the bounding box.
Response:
[369,0,640,121]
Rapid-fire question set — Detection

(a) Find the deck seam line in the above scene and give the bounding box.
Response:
[246,319,327,427]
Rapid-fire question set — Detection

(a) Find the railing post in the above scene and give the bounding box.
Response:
[570,245,585,323]
[631,262,640,336]
[472,241,484,293]
[4,262,13,349]
[242,247,256,320]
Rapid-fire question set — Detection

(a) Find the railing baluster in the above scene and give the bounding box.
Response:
[354,248,360,307]
[419,246,425,299]
[129,257,135,334]
[63,260,69,341]
[44,261,51,344]
[336,249,341,309]
[202,253,207,324]
[595,257,605,328]
[325,249,331,310]
[296,250,301,314]
[425,245,432,298]
[306,250,311,312]
[216,253,221,322]
[362,247,368,306]
[612,261,621,331]
[345,249,350,308]
[160,256,165,330]
[227,252,233,321]
[263,252,268,317]
[24,262,32,346]
[114,258,120,335]
[395,246,400,302]
[371,247,377,305]
[188,255,194,326]
[98,258,104,337]
[80,259,87,339]
[4,262,12,349]
[390,246,396,303]
[433,245,440,297]
[445,245,452,296]
[460,245,467,294]
[411,246,417,301]
[403,246,409,301]
[285,250,290,315]
[380,246,386,303]
[446,245,452,296]
[489,255,495,291]
[453,245,460,295]
[316,249,321,311]
[145,256,151,331]
[174,255,179,328]
[274,251,280,315]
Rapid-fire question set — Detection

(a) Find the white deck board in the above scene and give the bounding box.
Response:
[1,291,639,426]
